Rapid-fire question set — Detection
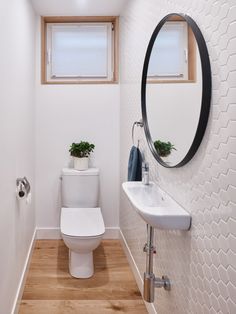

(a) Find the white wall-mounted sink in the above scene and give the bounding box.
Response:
[122,182,191,230]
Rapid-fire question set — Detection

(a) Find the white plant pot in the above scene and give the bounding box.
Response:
[74,157,89,171]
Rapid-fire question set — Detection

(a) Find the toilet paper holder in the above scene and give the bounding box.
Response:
[16,177,31,198]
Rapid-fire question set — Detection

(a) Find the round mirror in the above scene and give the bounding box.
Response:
[141,13,211,168]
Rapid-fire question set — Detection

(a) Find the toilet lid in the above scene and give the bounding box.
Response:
[61,207,105,237]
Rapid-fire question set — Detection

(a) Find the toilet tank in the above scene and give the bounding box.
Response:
[61,168,99,208]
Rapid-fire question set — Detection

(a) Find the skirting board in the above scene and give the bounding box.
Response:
[36,227,120,239]
[11,228,36,314]
[119,230,157,314]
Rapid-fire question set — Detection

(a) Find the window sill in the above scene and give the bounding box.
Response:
[41,79,119,85]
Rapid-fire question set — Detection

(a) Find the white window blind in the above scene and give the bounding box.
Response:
[148,22,188,79]
[47,23,113,81]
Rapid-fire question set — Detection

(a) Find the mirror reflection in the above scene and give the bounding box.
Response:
[145,14,203,166]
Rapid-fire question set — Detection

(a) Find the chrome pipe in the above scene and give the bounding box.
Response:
[145,225,154,273]
[143,272,155,302]
[143,224,171,303]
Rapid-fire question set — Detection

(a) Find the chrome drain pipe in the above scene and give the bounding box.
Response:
[143,225,171,303]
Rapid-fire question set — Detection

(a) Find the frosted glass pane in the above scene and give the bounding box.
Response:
[148,23,185,77]
[51,25,108,77]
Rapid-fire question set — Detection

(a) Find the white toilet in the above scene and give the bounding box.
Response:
[60,168,105,278]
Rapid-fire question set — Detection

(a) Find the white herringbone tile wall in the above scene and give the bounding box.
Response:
[119,1,236,313]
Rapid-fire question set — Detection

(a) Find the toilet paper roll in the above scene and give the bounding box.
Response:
[16,177,31,204]
[16,187,26,200]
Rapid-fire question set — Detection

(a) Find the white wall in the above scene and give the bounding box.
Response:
[31,0,127,16]
[0,0,36,313]
[35,17,120,233]
[120,1,236,313]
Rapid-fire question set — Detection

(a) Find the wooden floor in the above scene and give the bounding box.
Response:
[19,240,147,314]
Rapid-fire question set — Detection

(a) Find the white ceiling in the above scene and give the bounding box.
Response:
[31,0,128,16]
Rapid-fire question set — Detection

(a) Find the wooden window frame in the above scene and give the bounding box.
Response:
[41,16,119,84]
[147,16,196,84]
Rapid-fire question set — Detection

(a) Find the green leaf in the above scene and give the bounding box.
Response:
[69,141,95,158]
[154,140,176,157]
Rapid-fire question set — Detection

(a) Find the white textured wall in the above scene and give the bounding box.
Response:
[35,17,120,232]
[0,0,36,313]
[120,1,236,313]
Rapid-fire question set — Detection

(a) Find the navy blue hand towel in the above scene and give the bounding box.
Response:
[128,146,143,181]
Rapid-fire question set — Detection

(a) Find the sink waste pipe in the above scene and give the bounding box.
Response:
[143,224,171,302]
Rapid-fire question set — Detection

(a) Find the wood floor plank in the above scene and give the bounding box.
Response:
[19,300,148,314]
[19,240,147,313]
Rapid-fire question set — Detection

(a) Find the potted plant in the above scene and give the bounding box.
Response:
[154,140,176,157]
[69,141,95,170]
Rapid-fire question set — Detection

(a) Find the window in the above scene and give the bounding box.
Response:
[147,19,196,83]
[41,17,119,84]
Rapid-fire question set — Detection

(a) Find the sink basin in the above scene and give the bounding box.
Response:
[122,181,191,230]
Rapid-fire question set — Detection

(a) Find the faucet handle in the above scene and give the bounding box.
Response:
[142,162,149,171]
[143,243,148,252]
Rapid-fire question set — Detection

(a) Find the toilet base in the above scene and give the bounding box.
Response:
[69,250,94,278]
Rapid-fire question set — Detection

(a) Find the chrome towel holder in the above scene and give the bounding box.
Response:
[132,119,144,146]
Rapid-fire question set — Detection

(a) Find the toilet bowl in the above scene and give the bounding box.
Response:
[60,168,105,278]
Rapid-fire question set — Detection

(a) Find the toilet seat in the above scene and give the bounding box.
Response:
[61,207,105,237]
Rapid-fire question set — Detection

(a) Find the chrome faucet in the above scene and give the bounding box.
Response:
[142,162,149,185]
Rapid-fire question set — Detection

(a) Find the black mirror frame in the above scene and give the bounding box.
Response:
[141,13,212,168]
